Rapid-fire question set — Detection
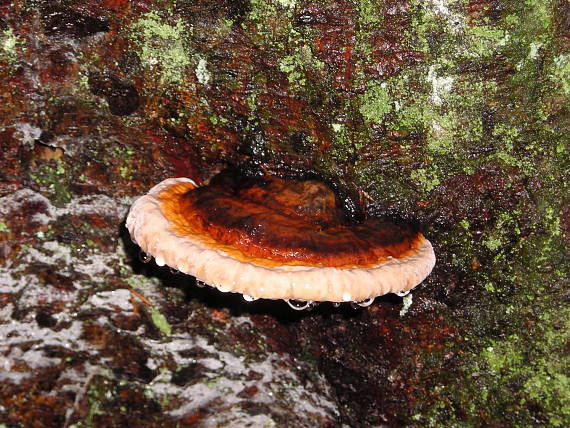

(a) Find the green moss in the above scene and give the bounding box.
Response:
[482,211,522,253]
[387,64,493,162]
[480,307,570,426]
[248,0,295,43]
[522,0,553,32]
[119,166,130,179]
[358,0,384,25]
[387,5,569,424]
[246,91,258,112]
[421,195,569,423]
[84,239,96,247]
[330,122,353,158]
[492,123,520,147]
[81,377,112,427]
[30,161,72,205]
[359,83,392,123]
[103,143,135,175]
[464,25,507,58]
[278,55,306,86]
[483,235,503,251]
[425,111,458,154]
[277,45,325,91]
[410,166,441,192]
[208,114,228,126]
[130,11,192,85]
[412,293,570,426]
[390,101,425,133]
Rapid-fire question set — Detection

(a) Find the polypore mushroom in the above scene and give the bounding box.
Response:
[126,170,435,309]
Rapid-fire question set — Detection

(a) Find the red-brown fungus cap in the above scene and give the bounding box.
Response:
[126,171,435,303]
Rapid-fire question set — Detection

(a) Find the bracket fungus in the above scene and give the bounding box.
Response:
[126,170,435,309]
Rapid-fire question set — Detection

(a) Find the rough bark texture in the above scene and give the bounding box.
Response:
[0,0,568,426]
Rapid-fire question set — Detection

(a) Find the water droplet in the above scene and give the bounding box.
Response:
[243,294,258,302]
[350,297,375,309]
[332,302,341,308]
[286,299,314,311]
[356,297,375,307]
[195,280,207,288]
[169,267,179,275]
[395,290,410,297]
[139,251,152,263]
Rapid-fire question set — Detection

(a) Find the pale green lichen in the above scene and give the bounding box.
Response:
[150,307,172,336]
[274,0,297,9]
[551,54,570,95]
[331,123,344,133]
[542,206,561,237]
[425,112,457,154]
[426,65,454,106]
[278,46,325,90]
[131,12,192,85]
[1,28,18,59]
[528,41,542,60]
[119,165,130,179]
[195,57,211,86]
[209,114,228,126]
[399,293,413,317]
[483,211,522,253]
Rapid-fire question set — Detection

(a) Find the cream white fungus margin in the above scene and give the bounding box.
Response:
[126,178,436,302]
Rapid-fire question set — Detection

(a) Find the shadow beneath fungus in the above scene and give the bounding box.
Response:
[178,283,370,323]
[174,276,373,325]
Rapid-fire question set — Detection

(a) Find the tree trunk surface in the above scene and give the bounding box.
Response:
[0,1,568,426]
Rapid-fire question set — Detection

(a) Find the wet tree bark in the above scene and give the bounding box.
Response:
[0,1,568,426]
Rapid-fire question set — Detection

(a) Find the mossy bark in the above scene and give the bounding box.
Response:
[0,0,568,426]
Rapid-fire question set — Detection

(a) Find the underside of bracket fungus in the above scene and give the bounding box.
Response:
[126,170,435,309]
